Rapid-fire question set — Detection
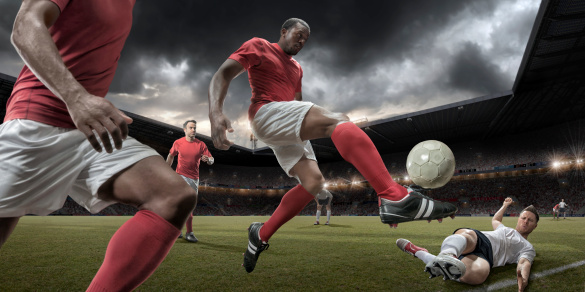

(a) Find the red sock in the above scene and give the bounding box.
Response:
[331,122,407,202]
[87,210,180,292]
[259,185,314,242]
[186,213,193,233]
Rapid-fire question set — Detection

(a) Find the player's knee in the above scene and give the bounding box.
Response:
[302,174,325,195]
[163,183,197,216]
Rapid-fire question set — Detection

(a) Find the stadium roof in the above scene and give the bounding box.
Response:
[1,0,584,167]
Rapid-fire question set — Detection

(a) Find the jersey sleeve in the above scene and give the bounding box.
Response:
[169,141,179,156]
[202,143,212,158]
[229,38,263,70]
[518,244,536,264]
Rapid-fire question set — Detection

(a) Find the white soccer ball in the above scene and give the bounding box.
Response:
[406,140,455,189]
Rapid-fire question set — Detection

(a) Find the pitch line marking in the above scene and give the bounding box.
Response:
[465,259,585,292]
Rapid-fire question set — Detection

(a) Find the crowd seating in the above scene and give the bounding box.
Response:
[49,119,585,217]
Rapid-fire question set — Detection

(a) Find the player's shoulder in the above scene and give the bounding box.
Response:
[245,37,269,47]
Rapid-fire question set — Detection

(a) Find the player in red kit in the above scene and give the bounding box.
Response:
[0,1,196,290]
[208,18,457,273]
[167,120,214,243]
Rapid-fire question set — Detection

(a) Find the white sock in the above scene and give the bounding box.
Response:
[415,251,436,265]
[326,210,331,221]
[316,210,321,221]
[440,234,467,257]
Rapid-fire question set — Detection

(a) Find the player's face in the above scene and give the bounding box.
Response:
[184,122,196,138]
[516,211,537,235]
[281,23,310,55]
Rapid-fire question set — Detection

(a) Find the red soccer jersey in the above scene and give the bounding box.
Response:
[169,137,212,180]
[228,38,303,120]
[4,0,135,128]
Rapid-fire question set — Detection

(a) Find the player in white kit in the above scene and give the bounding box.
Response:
[396,197,538,291]
[558,199,568,219]
[314,189,333,225]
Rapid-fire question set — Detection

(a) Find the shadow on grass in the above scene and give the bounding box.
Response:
[297,224,353,229]
[180,241,243,253]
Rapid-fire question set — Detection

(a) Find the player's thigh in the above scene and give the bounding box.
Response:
[459,255,490,285]
[291,157,324,195]
[98,156,196,211]
[300,105,349,140]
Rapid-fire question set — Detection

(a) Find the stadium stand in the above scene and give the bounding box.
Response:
[1,0,583,218]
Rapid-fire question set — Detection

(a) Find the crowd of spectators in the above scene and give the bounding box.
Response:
[48,120,585,217]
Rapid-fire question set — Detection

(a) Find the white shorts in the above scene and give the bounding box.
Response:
[251,101,317,177]
[180,175,199,193]
[0,119,159,217]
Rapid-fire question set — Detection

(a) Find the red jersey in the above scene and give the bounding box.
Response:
[4,0,136,128]
[228,38,303,120]
[553,204,559,210]
[169,137,212,180]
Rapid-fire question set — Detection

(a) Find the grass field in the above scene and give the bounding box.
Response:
[1,215,584,291]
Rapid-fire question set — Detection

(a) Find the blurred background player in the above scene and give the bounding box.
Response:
[0,1,197,290]
[167,120,214,243]
[208,17,457,273]
[314,189,333,225]
[558,199,568,219]
[552,203,559,220]
[396,197,538,292]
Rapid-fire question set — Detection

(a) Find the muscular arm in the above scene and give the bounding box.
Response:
[11,0,131,153]
[516,257,532,292]
[208,59,245,150]
[492,197,513,230]
[166,153,175,166]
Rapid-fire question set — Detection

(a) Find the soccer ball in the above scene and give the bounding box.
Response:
[406,140,455,189]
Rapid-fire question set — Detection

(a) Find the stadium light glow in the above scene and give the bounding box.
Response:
[552,161,560,168]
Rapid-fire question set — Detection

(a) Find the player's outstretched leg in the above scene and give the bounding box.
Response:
[379,192,457,225]
[330,122,457,226]
[396,238,428,257]
[184,213,198,243]
[425,252,466,281]
[242,184,314,272]
[243,222,269,273]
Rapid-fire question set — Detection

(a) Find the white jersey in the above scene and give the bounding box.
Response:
[482,224,535,268]
[316,189,333,200]
[559,201,567,208]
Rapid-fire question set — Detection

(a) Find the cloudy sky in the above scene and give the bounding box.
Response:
[0,0,540,149]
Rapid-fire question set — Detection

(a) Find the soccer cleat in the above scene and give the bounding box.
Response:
[314,221,320,225]
[185,232,198,243]
[379,191,457,225]
[396,238,428,257]
[425,253,466,281]
[178,233,183,239]
[325,221,329,225]
[243,222,269,273]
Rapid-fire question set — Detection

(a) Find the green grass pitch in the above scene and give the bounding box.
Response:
[1,216,584,291]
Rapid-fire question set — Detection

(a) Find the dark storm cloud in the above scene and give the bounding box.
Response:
[447,42,509,94]
[0,0,540,146]
[111,0,487,92]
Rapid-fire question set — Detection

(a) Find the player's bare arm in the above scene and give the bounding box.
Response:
[12,0,132,154]
[492,197,513,230]
[516,257,532,292]
[208,59,246,150]
[166,153,175,166]
[201,155,214,165]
